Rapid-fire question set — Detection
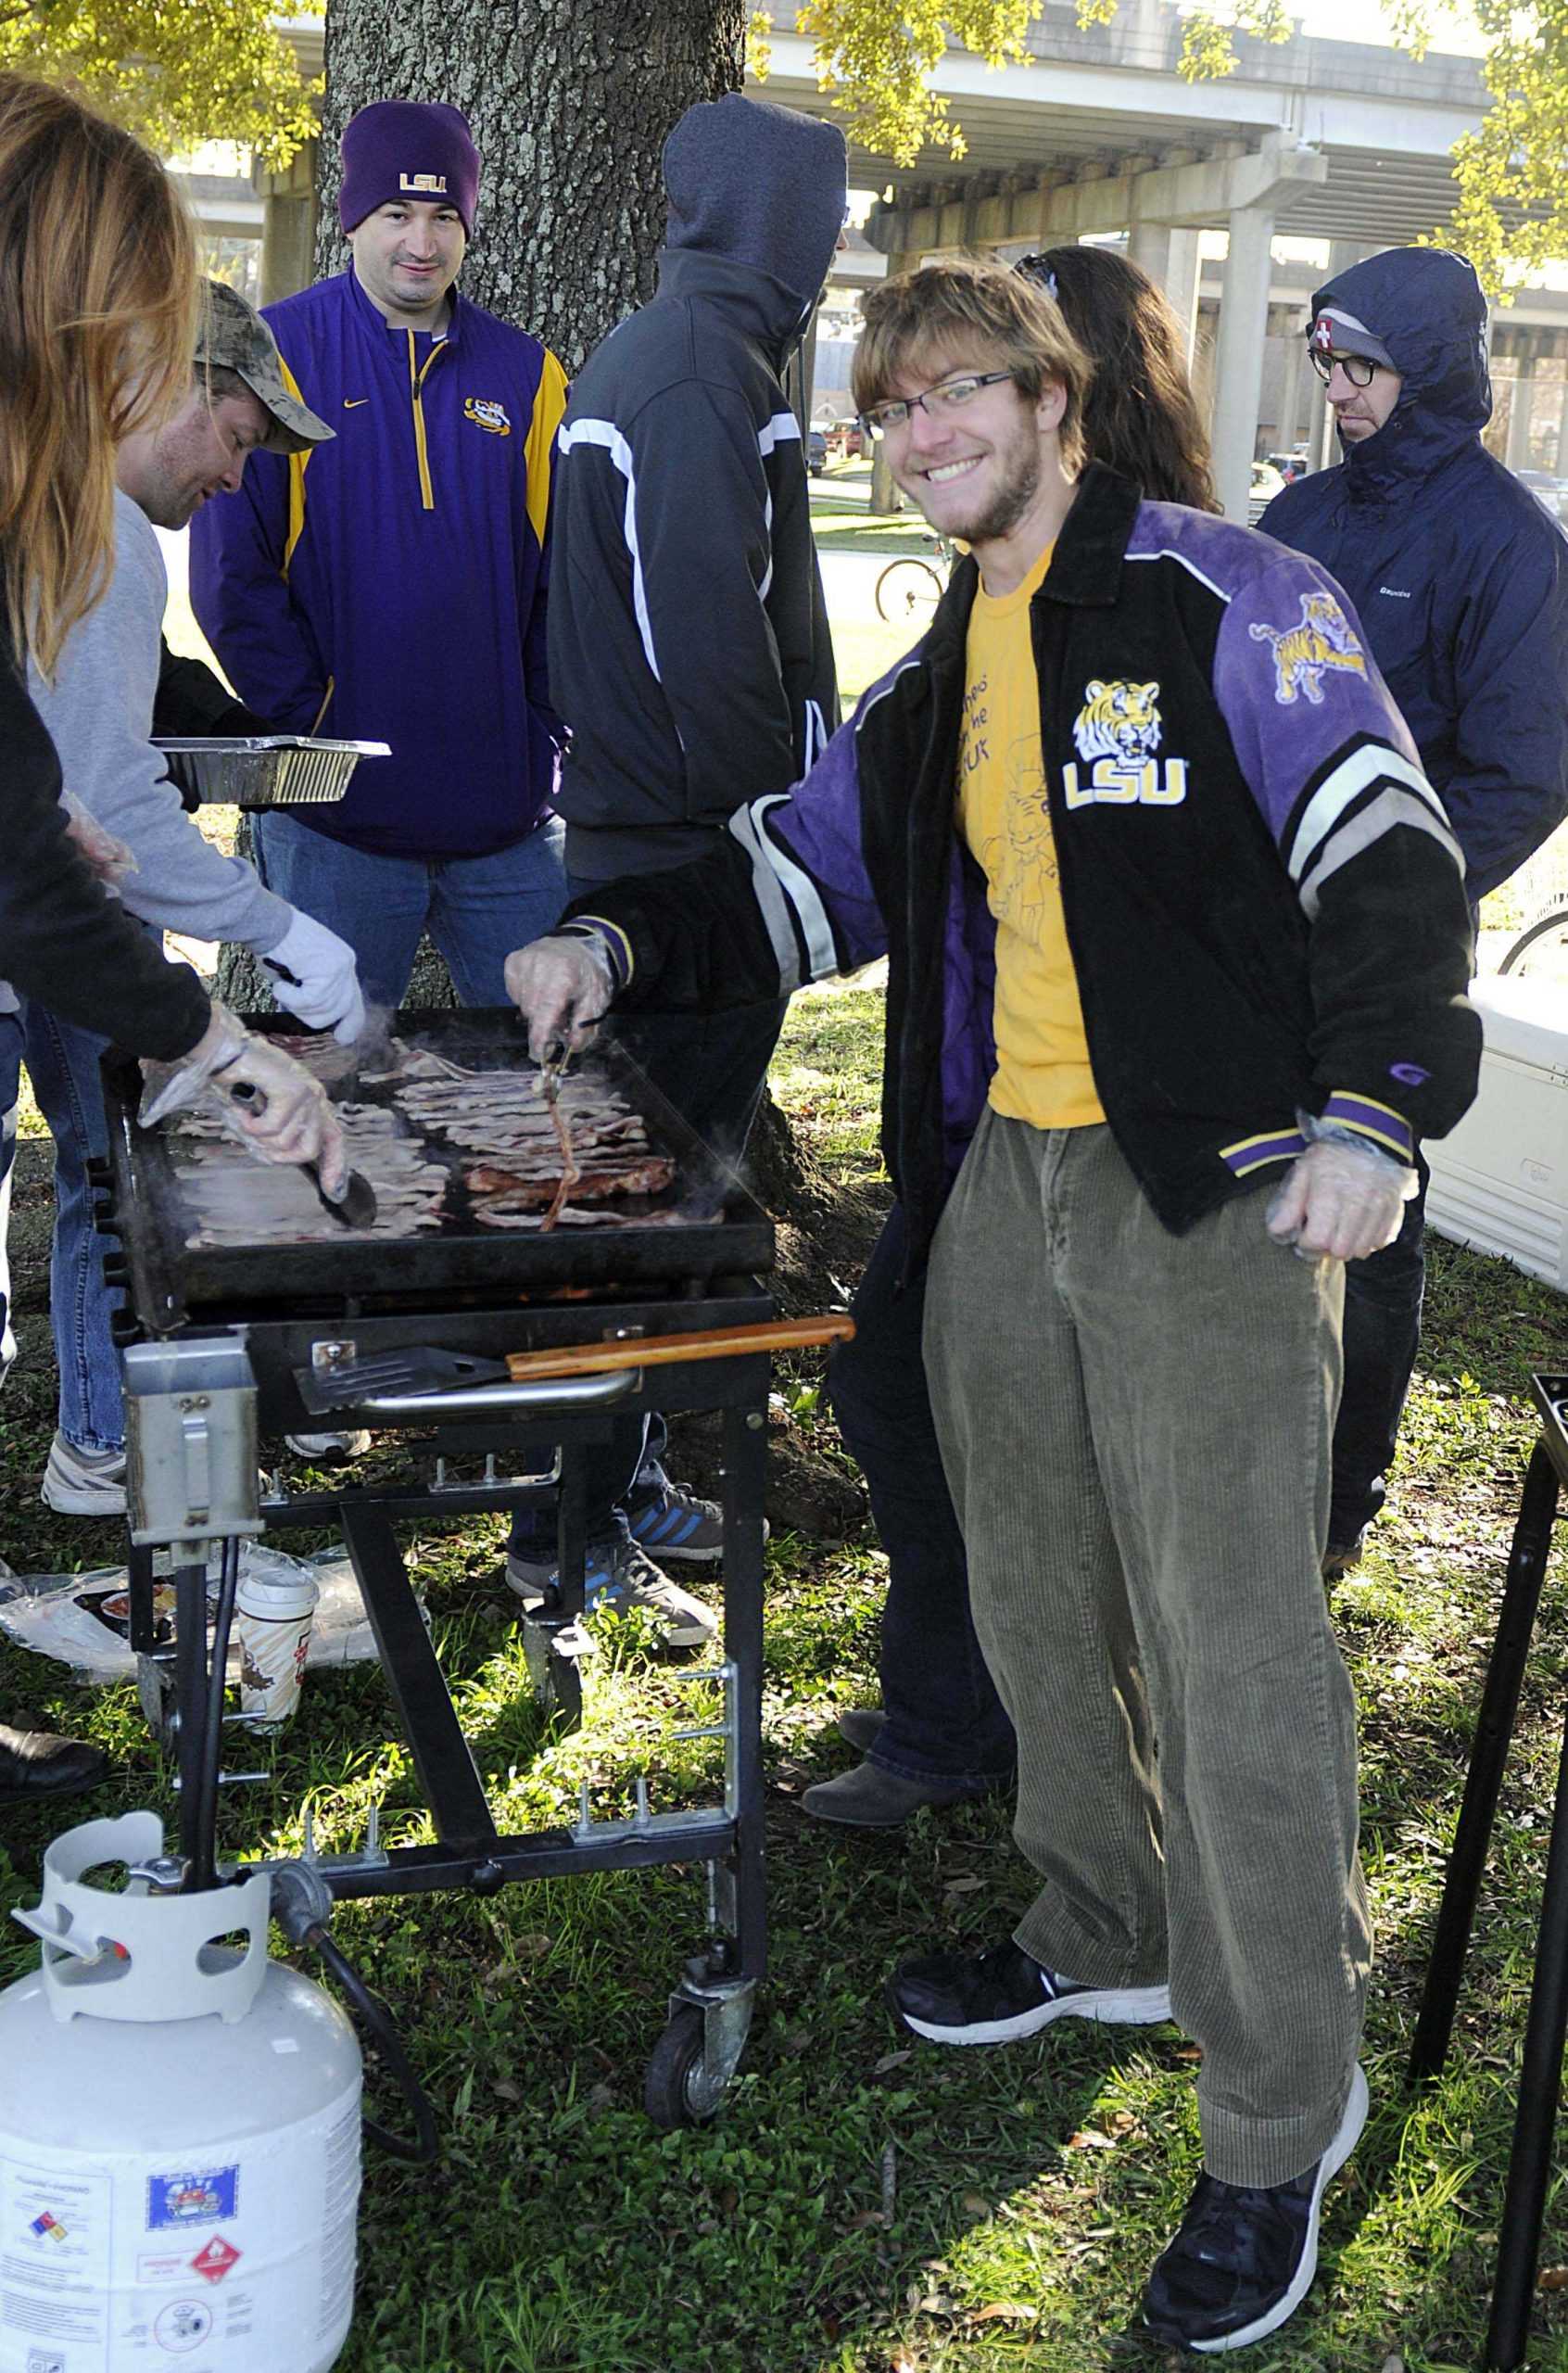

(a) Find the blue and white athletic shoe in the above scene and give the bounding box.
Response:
[625,1464,766,1565]
[505,1537,716,1650]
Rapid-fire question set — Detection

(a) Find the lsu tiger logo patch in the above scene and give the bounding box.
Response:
[1064,679,1187,809]
[463,396,512,438]
[1249,590,1367,706]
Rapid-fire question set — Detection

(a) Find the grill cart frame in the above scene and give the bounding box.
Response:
[96,1017,792,2127]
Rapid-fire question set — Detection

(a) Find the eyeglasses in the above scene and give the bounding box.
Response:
[859,370,1017,440]
[1309,349,1379,388]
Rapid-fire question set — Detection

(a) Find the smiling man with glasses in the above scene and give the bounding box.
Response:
[505,255,1482,2352]
[1261,247,1568,1585]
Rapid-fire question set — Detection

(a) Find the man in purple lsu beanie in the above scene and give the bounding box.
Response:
[189,88,571,1098]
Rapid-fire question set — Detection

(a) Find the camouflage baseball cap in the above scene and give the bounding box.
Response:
[194,279,334,454]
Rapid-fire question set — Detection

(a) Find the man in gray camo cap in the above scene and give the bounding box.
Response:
[116,278,333,531]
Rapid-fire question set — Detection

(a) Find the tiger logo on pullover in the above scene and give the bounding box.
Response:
[1249,590,1367,706]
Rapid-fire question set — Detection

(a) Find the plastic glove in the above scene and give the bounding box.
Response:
[503,933,614,1064]
[139,1003,347,1198]
[60,790,137,885]
[259,909,367,1045]
[1266,1126,1417,1263]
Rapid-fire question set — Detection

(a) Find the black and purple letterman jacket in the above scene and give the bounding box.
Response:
[564,465,1481,1264]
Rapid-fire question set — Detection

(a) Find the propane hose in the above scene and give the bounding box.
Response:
[304,1926,440,2164]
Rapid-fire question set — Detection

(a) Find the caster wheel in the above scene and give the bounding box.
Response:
[644,2004,717,2129]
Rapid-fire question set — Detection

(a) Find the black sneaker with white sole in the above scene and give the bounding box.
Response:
[1141,2063,1369,2354]
[889,1936,1171,2047]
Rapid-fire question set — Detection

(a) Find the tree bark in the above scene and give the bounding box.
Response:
[217,0,746,1017]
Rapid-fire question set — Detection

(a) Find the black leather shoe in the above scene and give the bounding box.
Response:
[801,1758,997,1829]
[0,1722,109,1799]
[836,1706,886,1754]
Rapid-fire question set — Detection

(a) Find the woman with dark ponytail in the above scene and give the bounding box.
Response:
[1016,244,1220,512]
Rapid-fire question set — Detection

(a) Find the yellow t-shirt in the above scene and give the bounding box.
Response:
[955,543,1105,1130]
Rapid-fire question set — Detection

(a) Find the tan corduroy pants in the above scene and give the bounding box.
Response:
[923,1113,1370,2188]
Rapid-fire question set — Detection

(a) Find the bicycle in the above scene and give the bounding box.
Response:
[1498,901,1568,979]
[875,535,952,625]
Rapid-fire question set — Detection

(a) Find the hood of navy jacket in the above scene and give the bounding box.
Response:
[1311,247,1491,497]
[662,93,847,345]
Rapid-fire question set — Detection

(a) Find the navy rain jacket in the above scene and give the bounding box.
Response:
[1259,248,1568,901]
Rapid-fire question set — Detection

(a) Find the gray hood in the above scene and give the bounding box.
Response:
[663,95,847,326]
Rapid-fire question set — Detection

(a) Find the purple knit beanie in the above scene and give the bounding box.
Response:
[338,101,480,235]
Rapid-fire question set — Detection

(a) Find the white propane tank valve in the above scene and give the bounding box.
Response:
[0,1810,360,2372]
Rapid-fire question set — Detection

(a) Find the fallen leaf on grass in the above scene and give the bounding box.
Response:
[1381,2354,1406,2372]
[1067,2127,1120,2151]
[961,2190,991,2217]
[968,2302,1036,2325]
[492,2078,522,2103]
[873,2049,914,2076]
[846,2208,888,2230]
[1539,2265,1568,2291]
[942,1873,985,1896]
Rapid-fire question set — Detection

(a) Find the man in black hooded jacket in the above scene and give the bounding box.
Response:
[505,94,848,1638]
[1261,246,1568,1569]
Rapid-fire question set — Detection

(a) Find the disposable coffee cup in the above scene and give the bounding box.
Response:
[234,1555,319,1731]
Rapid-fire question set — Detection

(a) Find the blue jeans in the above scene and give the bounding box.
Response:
[828,1201,1016,1784]
[251,811,567,1009]
[16,1000,122,1453]
[0,1009,20,1387]
[1329,1160,1428,1553]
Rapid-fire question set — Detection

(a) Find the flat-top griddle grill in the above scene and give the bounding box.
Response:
[94,1011,803,2131]
[103,1011,773,1331]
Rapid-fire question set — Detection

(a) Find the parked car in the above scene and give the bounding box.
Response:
[807,428,828,473]
[1247,458,1285,526]
[826,420,865,461]
[1266,450,1309,486]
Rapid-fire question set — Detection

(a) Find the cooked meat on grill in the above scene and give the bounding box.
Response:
[463,1153,675,1211]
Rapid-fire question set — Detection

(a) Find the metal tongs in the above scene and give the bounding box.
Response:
[538,1036,568,1107]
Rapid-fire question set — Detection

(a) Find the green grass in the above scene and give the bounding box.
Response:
[6,982,1568,2369]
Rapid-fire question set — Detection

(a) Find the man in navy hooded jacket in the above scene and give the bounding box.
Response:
[1261,247,1568,1568]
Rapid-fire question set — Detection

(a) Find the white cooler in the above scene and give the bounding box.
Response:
[1425,973,1568,1289]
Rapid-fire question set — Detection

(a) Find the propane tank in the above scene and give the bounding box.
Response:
[0,1811,360,2373]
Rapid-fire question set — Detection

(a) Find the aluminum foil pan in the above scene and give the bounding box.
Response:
[152,735,390,808]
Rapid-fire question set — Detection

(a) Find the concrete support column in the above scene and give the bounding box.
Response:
[869,247,917,515]
[1210,204,1276,521]
[1127,218,1172,285]
[1163,228,1202,365]
[1274,336,1307,458]
[1506,349,1536,470]
[1554,386,1568,476]
[255,139,317,307]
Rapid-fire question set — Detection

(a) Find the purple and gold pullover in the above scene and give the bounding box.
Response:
[564,466,1480,1260]
[191,270,566,861]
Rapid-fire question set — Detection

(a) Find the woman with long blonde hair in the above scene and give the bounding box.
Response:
[0,75,342,1797]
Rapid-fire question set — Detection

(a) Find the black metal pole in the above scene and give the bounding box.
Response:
[174,1559,214,1885]
[1410,1443,1561,2084]
[723,1387,768,1986]
[1486,1698,1568,2368]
